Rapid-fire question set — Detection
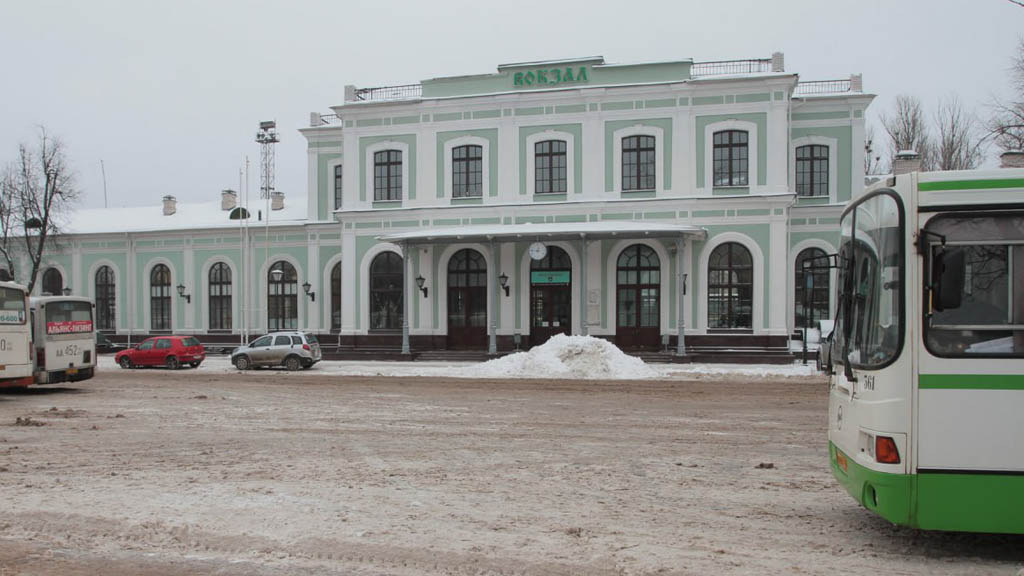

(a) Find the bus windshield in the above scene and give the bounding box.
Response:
[834,191,904,372]
[44,301,93,335]
[0,286,27,325]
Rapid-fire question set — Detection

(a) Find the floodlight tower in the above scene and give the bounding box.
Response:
[255,121,279,199]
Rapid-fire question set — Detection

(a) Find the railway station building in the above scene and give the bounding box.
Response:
[21,53,874,357]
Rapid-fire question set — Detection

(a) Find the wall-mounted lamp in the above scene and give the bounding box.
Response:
[62,287,72,296]
[302,281,315,302]
[176,283,191,304]
[498,273,509,297]
[416,275,428,298]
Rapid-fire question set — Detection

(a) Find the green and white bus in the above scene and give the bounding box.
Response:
[827,168,1024,534]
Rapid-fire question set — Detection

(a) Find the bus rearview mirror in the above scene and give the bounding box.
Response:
[932,247,965,311]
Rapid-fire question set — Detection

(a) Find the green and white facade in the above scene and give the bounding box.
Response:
[19,53,874,354]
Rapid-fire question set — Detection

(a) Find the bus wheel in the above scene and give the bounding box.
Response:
[119,357,132,369]
[165,356,180,370]
[284,356,302,372]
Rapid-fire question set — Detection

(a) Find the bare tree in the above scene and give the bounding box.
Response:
[988,38,1024,152]
[0,166,17,280]
[864,124,885,175]
[3,128,80,293]
[933,95,983,170]
[881,94,934,170]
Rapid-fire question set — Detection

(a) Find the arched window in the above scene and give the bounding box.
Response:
[622,135,656,191]
[150,264,171,331]
[713,130,749,187]
[535,140,567,194]
[208,262,232,331]
[95,265,116,331]
[452,144,483,198]
[795,247,830,329]
[796,145,829,197]
[373,150,402,201]
[708,242,753,329]
[267,261,298,331]
[330,262,342,332]
[42,268,63,296]
[370,252,403,330]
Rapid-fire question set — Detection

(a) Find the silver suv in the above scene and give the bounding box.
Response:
[231,332,322,371]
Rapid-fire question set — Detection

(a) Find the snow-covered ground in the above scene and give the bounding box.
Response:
[101,335,821,381]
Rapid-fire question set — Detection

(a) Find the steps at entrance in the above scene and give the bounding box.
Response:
[683,346,795,365]
[415,350,504,363]
[323,347,414,362]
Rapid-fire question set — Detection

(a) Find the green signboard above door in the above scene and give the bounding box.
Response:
[531,271,571,285]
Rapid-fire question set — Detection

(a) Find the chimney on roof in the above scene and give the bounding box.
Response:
[271,191,285,211]
[1000,150,1024,169]
[850,73,863,92]
[162,195,177,216]
[344,85,357,102]
[221,189,237,211]
[893,150,921,175]
[310,112,321,127]
[771,52,784,72]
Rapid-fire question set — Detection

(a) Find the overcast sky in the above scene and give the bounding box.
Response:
[1,0,1021,210]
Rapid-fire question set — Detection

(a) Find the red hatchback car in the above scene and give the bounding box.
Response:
[115,336,206,370]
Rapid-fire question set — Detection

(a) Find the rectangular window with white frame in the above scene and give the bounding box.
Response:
[373,150,402,201]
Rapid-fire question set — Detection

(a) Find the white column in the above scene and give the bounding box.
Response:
[306,233,320,332]
[488,238,497,354]
[401,242,410,355]
[676,236,686,356]
[579,234,589,336]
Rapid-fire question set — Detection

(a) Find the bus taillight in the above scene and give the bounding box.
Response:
[875,436,900,464]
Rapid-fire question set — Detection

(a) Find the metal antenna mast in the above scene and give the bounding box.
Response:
[255,121,278,199]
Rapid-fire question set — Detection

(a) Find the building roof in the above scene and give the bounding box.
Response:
[64,197,308,235]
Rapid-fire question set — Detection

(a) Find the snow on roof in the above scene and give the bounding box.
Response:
[64,197,308,235]
[378,221,707,244]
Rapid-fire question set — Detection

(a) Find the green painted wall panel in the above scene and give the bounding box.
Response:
[358,134,417,202]
[436,128,499,199]
[735,93,771,103]
[518,123,583,196]
[604,118,673,192]
[695,112,768,188]
[792,125,853,202]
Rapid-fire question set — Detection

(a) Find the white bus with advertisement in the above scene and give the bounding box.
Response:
[826,168,1024,534]
[29,296,97,384]
[0,280,33,388]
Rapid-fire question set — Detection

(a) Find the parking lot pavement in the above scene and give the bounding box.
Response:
[1,369,1021,575]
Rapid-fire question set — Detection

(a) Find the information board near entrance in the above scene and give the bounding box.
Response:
[531,271,570,285]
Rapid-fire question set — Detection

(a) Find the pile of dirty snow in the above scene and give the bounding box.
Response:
[461,334,658,380]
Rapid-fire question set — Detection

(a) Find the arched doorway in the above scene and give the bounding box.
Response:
[447,248,487,349]
[530,245,571,346]
[616,244,660,350]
